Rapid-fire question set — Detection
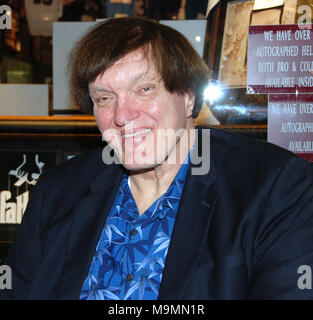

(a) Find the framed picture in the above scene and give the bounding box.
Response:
[216,0,298,88]
[218,0,254,88]
[203,0,300,131]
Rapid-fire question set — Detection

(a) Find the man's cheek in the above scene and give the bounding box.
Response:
[101,128,122,146]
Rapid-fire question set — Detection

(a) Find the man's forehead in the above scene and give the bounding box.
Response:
[89,50,161,89]
[110,47,155,68]
[89,70,159,93]
[114,49,148,65]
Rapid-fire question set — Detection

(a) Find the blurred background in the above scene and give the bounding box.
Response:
[0,0,208,85]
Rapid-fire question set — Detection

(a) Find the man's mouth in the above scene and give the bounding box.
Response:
[122,128,152,139]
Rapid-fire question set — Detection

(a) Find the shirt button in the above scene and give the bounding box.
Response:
[129,229,136,236]
[126,274,133,282]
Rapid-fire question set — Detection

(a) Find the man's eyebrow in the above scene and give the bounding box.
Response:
[89,72,159,94]
[89,87,111,94]
[132,71,156,83]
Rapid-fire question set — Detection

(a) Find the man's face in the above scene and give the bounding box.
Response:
[90,49,195,171]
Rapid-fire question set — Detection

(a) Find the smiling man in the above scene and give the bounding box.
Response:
[90,48,196,215]
[2,17,313,300]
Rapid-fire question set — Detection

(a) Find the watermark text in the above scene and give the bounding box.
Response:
[0,262,12,290]
[0,5,12,30]
[101,128,210,175]
[298,5,313,29]
[297,265,312,290]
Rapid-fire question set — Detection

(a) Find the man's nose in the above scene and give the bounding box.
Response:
[114,94,140,127]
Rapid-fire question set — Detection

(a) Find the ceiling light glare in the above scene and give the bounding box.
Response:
[203,83,224,104]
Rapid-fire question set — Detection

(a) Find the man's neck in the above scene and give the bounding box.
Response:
[128,128,195,215]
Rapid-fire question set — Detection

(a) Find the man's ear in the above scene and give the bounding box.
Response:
[184,90,195,118]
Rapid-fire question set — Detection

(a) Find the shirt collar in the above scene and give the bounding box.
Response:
[114,149,192,221]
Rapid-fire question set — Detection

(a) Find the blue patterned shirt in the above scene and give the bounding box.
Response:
[80,157,190,300]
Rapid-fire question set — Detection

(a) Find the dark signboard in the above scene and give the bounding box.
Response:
[247,24,313,94]
[0,149,61,260]
[268,94,313,161]
[0,150,60,224]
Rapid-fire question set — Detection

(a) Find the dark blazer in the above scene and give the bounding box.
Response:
[2,128,313,300]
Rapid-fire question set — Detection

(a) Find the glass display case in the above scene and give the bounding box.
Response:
[199,0,312,140]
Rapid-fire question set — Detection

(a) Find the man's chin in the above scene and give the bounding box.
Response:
[121,161,159,172]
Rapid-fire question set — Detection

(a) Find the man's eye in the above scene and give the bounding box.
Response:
[95,96,113,105]
[97,97,108,102]
[140,86,154,94]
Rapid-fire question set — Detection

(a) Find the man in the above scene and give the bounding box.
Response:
[1,17,313,300]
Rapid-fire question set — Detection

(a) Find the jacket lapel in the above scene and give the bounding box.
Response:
[57,163,123,299]
[158,127,217,299]
[158,161,217,299]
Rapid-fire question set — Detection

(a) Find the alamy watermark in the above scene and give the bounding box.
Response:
[101,127,211,175]
[0,5,12,30]
[0,260,12,290]
[297,265,312,290]
[298,5,313,29]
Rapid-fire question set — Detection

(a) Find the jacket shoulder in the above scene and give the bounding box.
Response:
[209,127,298,166]
[39,147,106,188]
[205,127,313,193]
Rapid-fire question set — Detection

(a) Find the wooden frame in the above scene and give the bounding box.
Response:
[0,115,267,137]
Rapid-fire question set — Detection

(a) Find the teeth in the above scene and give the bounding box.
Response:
[122,129,151,138]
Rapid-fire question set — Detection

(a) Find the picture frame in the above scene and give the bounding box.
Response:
[206,0,298,88]
[203,0,299,130]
